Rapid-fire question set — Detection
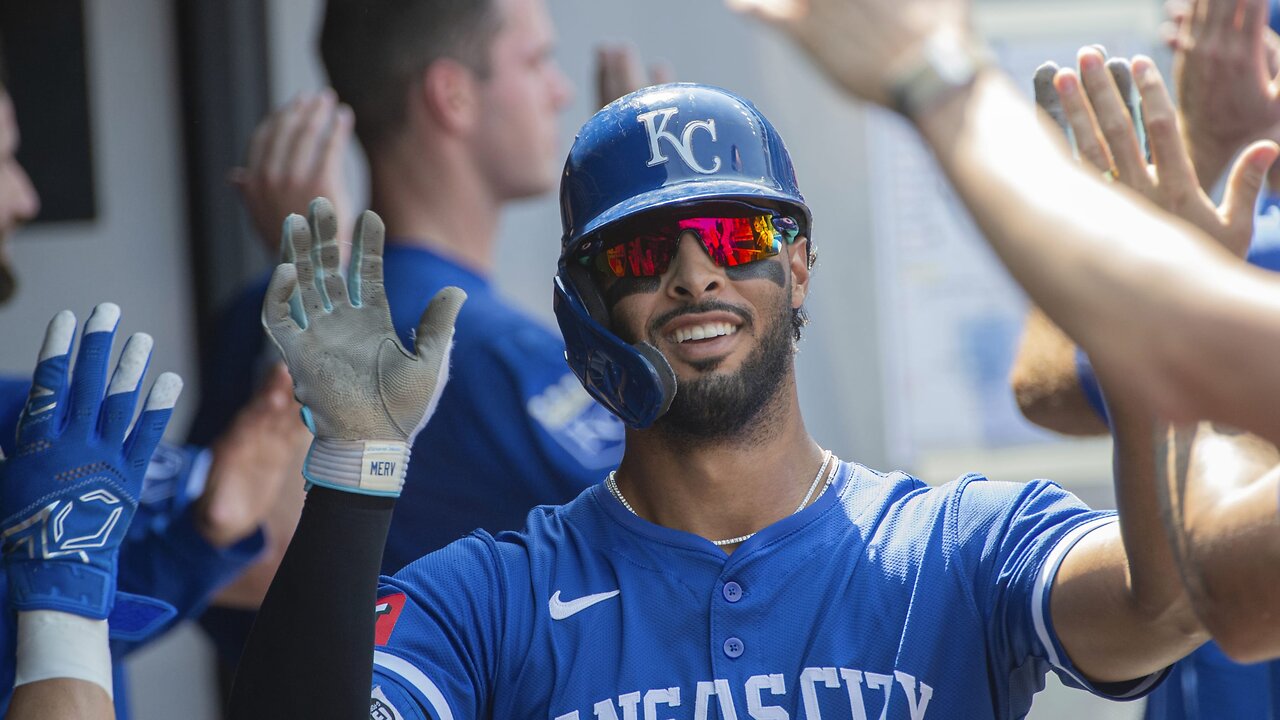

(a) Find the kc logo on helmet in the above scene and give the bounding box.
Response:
[636,107,721,175]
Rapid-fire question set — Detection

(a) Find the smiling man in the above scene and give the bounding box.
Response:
[231,84,1207,719]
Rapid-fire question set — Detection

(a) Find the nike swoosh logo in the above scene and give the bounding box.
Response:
[548,589,620,620]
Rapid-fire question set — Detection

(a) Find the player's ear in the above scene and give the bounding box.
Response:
[788,235,810,308]
[418,58,479,134]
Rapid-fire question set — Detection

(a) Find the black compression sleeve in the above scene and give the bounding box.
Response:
[228,487,395,719]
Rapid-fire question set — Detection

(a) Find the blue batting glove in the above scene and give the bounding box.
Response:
[0,304,183,619]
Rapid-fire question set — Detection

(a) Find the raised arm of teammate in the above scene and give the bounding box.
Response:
[1,306,182,719]
[729,0,1280,444]
[227,199,464,719]
[1010,49,1266,436]
[1159,422,1280,662]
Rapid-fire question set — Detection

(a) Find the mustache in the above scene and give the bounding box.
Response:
[648,300,752,342]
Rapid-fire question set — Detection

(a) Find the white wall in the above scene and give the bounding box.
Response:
[0,0,197,433]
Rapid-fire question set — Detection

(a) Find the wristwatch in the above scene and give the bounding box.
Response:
[888,30,994,119]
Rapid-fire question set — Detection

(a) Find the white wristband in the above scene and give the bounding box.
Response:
[304,438,411,496]
[14,610,113,698]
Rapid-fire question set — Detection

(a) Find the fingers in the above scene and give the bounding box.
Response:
[124,372,182,472]
[596,44,648,109]
[725,0,807,22]
[352,210,387,312]
[264,96,311,188]
[308,197,346,309]
[286,213,325,317]
[1107,58,1149,162]
[283,92,336,186]
[263,262,306,352]
[100,333,154,443]
[1222,139,1280,237]
[413,287,466,372]
[1078,50,1149,186]
[1132,56,1200,195]
[1034,62,1074,148]
[650,59,676,86]
[1053,69,1114,173]
[68,303,120,427]
[20,310,76,444]
[318,104,353,192]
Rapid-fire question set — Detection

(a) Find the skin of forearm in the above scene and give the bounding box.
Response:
[1171,424,1280,662]
[1009,306,1108,436]
[6,679,114,719]
[916,71,1280,440]
[1052,386,1205,682]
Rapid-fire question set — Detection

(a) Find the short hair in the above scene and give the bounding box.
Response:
[319,0,501,153]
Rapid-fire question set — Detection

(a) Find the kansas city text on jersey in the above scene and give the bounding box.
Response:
[552,667,935,720]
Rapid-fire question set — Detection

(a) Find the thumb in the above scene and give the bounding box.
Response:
[1222,140,1279,236]
[414,287,467,363]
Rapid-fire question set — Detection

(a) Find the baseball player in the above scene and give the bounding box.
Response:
[229,83,1207,719]
[734,0,1280,666]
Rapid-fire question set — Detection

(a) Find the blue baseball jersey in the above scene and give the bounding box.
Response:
[368,461,1163,720]
[191,242,623,576]
[0,376,264,717]
[1073,212,1280,719]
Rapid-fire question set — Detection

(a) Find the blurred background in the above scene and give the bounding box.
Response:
[0,0,1164,716]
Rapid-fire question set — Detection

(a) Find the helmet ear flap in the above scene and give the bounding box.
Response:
[553,267,677,429]
[632,342,676,415]
[563,261,610,327]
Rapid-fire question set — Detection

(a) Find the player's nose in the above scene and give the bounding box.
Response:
[665,232,722,300]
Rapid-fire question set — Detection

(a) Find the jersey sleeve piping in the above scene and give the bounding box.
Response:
[1030,514,1162,699]
[374,648,457,720]
[944,473,990,622]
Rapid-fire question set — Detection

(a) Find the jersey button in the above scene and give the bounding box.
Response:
[723,581,743,603]
[723,637,745,659]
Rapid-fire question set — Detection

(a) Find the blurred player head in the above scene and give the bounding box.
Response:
[554,83,811,433]
[320,0,572,200]
[0,82,42,305]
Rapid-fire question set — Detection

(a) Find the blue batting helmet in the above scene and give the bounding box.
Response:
[553,83,810,429]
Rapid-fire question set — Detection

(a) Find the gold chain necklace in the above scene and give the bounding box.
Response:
[605,449,837,547]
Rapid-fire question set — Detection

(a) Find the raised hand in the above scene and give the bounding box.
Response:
[725,0,975,108]
[1043,48,1277,258]
[262,198,465,497]
[1174,0,1280,189]
[0,304,182,619]
[595,43,674,109]
[233,90,355,258]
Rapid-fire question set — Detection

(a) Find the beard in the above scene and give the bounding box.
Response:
[650,294,795,448]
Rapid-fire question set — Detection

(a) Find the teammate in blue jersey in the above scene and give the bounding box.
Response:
[0,76,299,716]
[230,83,1214,720]
[192,0,621,581]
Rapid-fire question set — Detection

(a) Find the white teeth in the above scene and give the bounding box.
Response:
[672,323,738,343]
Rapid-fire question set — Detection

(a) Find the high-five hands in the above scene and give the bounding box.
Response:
[233,90,355,258]
[725,0,976,108]
[262,198,465,497]
[1038,48,1278,259]
[0,305,182,620]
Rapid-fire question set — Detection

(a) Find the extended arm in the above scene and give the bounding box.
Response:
[1048,375,1205,682]
[1160,422,1280,662]
[732,0,1280,443]
[1,306,181,718]
[1009,306,1107,435]
[227,199,463,718]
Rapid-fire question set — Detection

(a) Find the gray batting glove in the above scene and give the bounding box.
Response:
[261,197,465,497]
